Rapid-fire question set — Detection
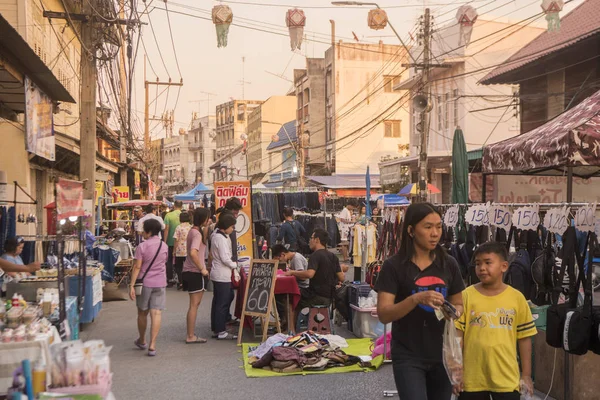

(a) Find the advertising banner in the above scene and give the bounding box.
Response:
[134,171,141,195]
[111,186,130,203]
[56,178,85,219]
[214,181,253,258]
[25,78,55,161]
[94,181,104,206]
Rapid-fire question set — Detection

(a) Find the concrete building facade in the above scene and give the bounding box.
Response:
[246,96,296,183]
[215,99,262,161]
[188,115,217,185]
[324,41,411,175]
[381,18,544,202]
[161,133,191,197]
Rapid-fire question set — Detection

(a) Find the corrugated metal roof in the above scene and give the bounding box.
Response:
[266,121,297,150]
[481,0,600,84]
[467,148,483,161]
[307,174,381,189]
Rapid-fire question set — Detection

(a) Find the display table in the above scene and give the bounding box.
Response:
[234,269,301,332]
[67,273,102,324]
[534,329,600,400]
[0,327,60,396]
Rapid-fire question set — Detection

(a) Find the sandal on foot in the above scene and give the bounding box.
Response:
[186,337,208,344]
[134,339,147,350]
[148,349,157,356]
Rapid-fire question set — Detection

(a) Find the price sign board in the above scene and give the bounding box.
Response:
[465,203,490,227]
[512,205,540,231]
[443,205,459,227]
[238,259,279,344]
[488,204,512,233]
[575,203,597,232]
[543,207,570,235]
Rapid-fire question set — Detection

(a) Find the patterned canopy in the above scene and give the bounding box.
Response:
[482,88,600,178]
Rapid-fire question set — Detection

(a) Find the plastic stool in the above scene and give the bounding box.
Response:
[307,306,332,334]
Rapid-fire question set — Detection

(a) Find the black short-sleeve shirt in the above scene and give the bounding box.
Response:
[375,254,465,363]
[307,249,342,298]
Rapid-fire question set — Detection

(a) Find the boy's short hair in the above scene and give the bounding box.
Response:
[271,244,289,258]
[473,241,508,262]
[179,212,190,223]
[283,207,294,218]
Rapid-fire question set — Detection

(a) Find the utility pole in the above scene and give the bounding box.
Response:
[239,57,251,100]
[118,0,128,186]
[417,8,432,203]
[80,0,97,226]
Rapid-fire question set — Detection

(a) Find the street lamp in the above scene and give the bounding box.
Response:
[331,1,416,63]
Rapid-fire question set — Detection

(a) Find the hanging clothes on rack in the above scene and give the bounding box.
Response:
[352,224,377,267]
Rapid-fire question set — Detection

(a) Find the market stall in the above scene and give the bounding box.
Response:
[173,182,213,203]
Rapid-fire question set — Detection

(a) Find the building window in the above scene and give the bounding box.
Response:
[384,75,400,93]
[445,92,450,130]
[437,96,443,131]
[384,120,401,138]
[304,88,310,103]
[237,104,246,121]
[453,89,459,127]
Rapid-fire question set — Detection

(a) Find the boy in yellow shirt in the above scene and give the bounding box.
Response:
[455,242,537,400]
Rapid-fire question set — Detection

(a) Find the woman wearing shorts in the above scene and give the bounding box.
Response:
[129,218,168,357]
[182,208,211,344]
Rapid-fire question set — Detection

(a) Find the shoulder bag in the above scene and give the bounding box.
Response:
[133,242,163,296]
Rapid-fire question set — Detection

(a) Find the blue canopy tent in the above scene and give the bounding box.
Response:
[377,194,410,206]
[173,182,213,201]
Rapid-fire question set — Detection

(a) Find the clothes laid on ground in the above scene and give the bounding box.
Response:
[249,332,366,373]
[456,285,537,393]
[374,254,465,363]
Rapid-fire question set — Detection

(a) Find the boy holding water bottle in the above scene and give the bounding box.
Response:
[454,242,537,400]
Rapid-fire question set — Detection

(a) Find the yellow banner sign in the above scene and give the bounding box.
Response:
[94,181,104,205]
[214,181,253,258]
[112,186,130,203]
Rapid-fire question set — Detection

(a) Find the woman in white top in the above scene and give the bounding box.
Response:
[209,213,238,340]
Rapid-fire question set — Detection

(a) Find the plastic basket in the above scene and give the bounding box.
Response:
[48,373,112,398]
[350,304,390,338]
[530,304,550,329]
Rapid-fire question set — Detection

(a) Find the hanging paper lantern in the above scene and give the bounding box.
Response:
[541,0,564,32]
[286,8,306,51]
[212,4,233,48]
[368,9,388,31]
[456,5,478,47]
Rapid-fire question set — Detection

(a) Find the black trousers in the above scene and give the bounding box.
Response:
[211,281,234,334]
[459,391,520,400]
[392,357,452,400]
[166,245,175,282]
[174,256,185,285]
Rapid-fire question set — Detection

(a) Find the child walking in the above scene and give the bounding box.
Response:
[455,242,537,400]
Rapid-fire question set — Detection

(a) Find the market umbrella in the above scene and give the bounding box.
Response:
[451,127,469,204]
[398,183,441,196]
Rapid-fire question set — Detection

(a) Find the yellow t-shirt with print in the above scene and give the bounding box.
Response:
[456,285,537,393]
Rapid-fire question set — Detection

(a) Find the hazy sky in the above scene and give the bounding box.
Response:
[132,0,583,140]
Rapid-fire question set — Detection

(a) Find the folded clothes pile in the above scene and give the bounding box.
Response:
[248,331,369,373]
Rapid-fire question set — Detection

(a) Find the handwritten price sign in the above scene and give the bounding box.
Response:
[443,205,459,227]
[488,204,512,233]
[512,205,540,231]
[466,203,490,227]
[543,207,570,235]
[575,203,597,232]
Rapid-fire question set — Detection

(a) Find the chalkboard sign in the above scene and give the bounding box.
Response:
[237,259,279,344]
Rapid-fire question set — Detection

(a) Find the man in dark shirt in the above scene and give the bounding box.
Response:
[286,228,345,311]
[277,207,306,252]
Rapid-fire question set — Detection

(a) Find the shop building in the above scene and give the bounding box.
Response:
[215,99,262,161]
[379,18,543,202]
[246,96,296,183]
[187,114,217,185]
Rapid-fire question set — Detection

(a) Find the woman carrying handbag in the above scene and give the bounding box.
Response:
[130,219,168,356]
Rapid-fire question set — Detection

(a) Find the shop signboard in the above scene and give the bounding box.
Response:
[134,171,141,195]
[94,181,104,205]
[56,178,85,220]
[25,78,55,161]
[111,186,130,203]
[214,181,254,258]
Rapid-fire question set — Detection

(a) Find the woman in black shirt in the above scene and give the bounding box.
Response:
[375,203,465,400]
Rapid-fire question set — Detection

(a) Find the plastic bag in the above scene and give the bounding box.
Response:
[371,331,392,359]
[442,319,463,385]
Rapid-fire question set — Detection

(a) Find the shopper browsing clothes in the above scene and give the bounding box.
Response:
[375,202,465,400]
[455,242,536,400]
[277,207,306,252]
[130,219,168,357]
[173,212,193,290]
[337,200,357,261]
[271,244,309,329]
[182,208,211,344]
[209,213,239,340]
